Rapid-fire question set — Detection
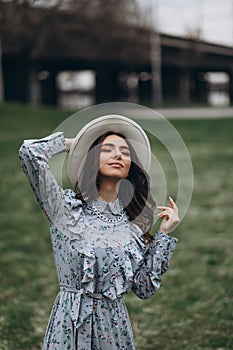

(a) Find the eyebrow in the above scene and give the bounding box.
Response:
[101,143,130,150]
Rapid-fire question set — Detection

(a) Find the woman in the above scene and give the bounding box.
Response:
[19,114,180,349]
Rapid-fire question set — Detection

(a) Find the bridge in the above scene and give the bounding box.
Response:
[161,35,233,106]
[2,2,233,107]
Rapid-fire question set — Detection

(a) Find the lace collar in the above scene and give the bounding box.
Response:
[91,197,123,215]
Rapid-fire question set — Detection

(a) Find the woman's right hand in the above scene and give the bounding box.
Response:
[65,138,75,152]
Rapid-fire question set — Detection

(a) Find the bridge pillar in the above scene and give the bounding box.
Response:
[163,67,192,105]
[29,68,41,106]
[3,54,29,103]
[95,63,121,103]
[179,69,191,104]
[228,71,233,105]
[40,70,59,106]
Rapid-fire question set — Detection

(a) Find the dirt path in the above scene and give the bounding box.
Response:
[155,106,233,119]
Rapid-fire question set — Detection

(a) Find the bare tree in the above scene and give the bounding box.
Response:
[1,0,151,63]
[57,0,141,25]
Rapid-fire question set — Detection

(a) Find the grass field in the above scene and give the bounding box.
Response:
[0,103,232,350]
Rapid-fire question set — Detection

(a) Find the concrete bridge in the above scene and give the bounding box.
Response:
[2,3,233,107]
[160,35,233,106]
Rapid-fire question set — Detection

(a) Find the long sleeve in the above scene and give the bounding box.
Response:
[132,232,178,299]
[19,132,67,224]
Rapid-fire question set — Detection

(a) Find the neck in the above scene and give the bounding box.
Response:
[98,177,119,202]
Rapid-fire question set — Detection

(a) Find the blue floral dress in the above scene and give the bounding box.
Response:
[19,132,178,350]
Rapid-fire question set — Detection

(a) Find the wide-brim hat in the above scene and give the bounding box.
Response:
[67,114,151,187]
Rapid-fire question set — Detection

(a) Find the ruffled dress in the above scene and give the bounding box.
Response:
[19,132,178,350]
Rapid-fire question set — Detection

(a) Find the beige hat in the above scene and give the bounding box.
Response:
[67,114,151,187]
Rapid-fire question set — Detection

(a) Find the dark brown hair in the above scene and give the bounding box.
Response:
[75,131,156,242]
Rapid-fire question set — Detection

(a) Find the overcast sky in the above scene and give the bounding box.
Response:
[137,0,233,47]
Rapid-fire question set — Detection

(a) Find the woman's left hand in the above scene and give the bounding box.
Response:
[65,138,75,152]
[157,196,180,234]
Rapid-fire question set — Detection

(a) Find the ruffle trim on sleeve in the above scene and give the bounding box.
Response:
[145,232,178,275]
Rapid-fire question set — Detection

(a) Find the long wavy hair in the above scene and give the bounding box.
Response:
[75,131,156,242]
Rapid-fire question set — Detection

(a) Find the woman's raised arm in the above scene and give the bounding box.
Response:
[19,132,68,224]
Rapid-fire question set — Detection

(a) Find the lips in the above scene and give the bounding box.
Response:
[109,162,123,168]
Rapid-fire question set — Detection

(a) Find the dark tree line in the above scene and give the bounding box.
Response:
[1,0,151,64]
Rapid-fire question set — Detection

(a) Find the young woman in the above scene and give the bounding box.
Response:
[19,114,179,349]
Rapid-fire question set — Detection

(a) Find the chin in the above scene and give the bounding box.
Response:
[100,172,127,181]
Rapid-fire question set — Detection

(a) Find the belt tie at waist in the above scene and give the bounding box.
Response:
[60,284,107,329]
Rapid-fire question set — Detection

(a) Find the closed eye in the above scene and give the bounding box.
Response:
[101,143,130,157]
[122,151,130,157]
[101,148,112,152]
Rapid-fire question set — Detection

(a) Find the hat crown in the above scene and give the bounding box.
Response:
[67,114,151,187]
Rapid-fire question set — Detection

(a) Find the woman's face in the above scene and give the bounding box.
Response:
[99,134,131,180]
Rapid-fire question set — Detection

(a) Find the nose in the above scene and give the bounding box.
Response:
[113,148,122,159]
[115,154,122,160]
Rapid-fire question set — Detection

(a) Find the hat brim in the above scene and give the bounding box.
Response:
[67,114,151,187]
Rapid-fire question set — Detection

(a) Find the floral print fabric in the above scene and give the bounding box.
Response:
[19,132,178,350]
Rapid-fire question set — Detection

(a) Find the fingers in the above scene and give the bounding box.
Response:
[156,197,179,221]
[65,138,75,152]
[157,197,180,234]
[169,196,178,212]
[157,197,178,212]
[157,206,171,210]
[156,209,173,219]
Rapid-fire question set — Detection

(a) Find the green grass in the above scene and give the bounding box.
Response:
[0,103,232,349]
